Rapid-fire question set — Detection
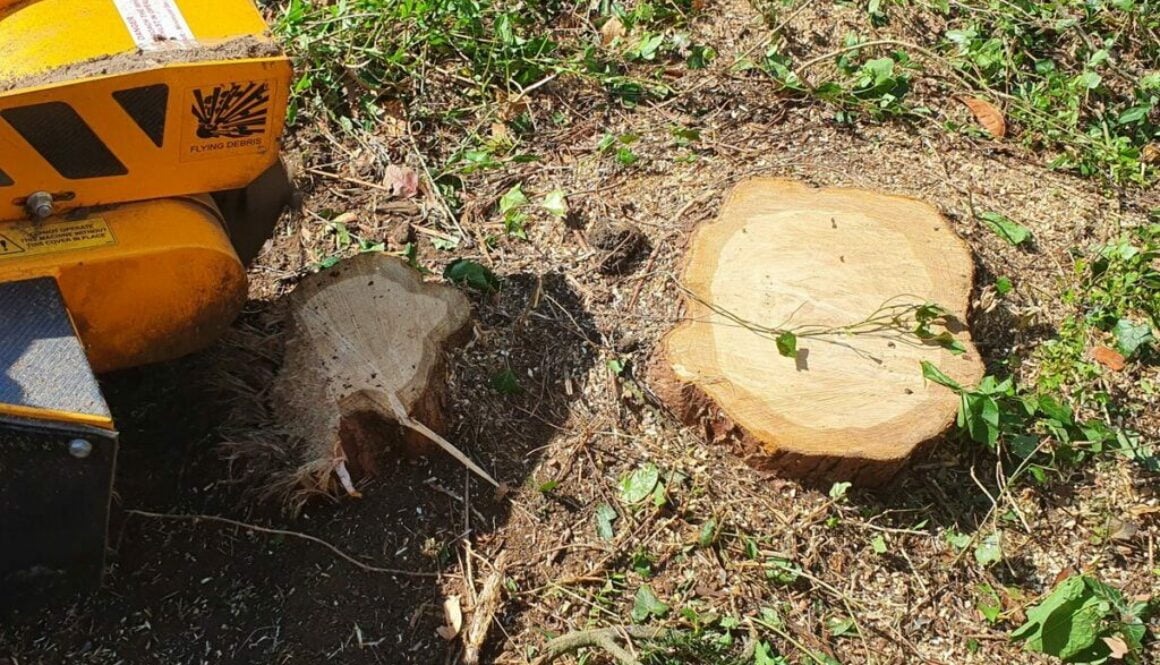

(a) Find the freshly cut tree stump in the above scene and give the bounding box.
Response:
[653,179,984,487]
[271,253,486,498]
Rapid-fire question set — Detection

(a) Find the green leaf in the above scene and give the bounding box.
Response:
[979,212,1031,246]
[698,518,718,547]
[1011,576,1108,661]
[619,463,660,505]
[870,535,887,554]
[977,583,1003,623]
[541,189,568,217]
[499,183,529,213]
[828,481,851,500]
[753,641,789,665]
[944,529,971,551]
[775,331,797,358]
[538,480,559,493]
[444,259,500,292]
[974,531,1003,566]
[1112,318,1154,357]
[920,361,962,391]
[995,276,1013,295]
[765,556,800,584]
[490,368,523,395]
[631,584,670,622]
[595,502,618,540]
[616,146,638,165]
[826,616,855,637]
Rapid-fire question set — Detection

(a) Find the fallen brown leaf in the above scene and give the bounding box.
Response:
[383,164,420,199]
[437,595,463,640]
[600,16,625,46]
[1091,346,1126,371]
[959,96,1007,138]
[1102,635,1129,659]
[1142,143,1160,164]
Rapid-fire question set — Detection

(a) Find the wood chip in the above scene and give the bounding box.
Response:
[1091,346,1126,371]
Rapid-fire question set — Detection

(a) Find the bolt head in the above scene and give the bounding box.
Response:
[68,439,92,459]
[25,191,54,220]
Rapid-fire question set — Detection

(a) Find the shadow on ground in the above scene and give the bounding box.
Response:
[0,269,598,665]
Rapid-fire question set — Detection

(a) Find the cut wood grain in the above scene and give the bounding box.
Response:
[272,253,482,496]
[651,179,984,486]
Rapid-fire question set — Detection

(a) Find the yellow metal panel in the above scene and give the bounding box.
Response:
[0,197,248,373]
[0,0,274,81]
[0,58,291,219]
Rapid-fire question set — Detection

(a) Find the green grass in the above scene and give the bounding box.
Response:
[758,0,1160,185]
[1037,220,1160,412]
[268,0,714,131]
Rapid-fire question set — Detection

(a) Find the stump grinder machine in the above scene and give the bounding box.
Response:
[0,0,292,591]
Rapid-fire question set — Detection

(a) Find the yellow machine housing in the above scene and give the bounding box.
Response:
[0,0,292,428]
[0,0,291,220]
[0,198,248,376]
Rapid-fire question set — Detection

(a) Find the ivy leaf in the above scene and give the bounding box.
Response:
[775,331,797,358]
[1112,319,1154,357]
[490,368,523,395]
[974,531,1003,566]
[595,502,618,540]
[979,211,1031,246]
[698,518,718,547]
[631,585,670,622]
[944,529,971,551]
[541,189,568,217]
[444,259,500,293]
[619,463,660,505]
[499,183,529,213]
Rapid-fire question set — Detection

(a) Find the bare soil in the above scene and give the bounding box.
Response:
[0,37,282,93]
[1,1,1157,664]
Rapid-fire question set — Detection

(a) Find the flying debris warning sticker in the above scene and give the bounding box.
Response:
[112,0,194,50]
[0,219,116,261]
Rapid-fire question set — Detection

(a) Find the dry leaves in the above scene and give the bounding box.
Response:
[437,595,463,640]
[959,96,1007,138]
[600,17,625,46]
[383,164,420,199]
[1091,346,1126,371]
[1102,635,1130,659]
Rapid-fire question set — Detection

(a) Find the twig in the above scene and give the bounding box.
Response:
[305,167,394,193]
[463,551,508,664]
[530,626,670,665]
[124,509,438,577]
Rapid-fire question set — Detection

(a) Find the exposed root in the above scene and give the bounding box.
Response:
[530,626,671,665]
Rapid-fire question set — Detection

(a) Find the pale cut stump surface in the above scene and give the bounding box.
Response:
[653,179,985,486]
[271,253,472,496]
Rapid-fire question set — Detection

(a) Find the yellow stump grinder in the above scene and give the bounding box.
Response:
[0,0,292,590]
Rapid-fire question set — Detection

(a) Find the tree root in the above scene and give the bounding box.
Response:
[530,626,671,665]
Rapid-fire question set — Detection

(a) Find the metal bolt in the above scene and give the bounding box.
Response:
[68,439,92,459]
[25,191,54,220]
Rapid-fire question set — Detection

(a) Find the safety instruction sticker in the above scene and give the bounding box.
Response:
[0,219,116,261]
[112,0,195,51]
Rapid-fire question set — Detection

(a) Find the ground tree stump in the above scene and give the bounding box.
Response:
[653,179,984,486]
[271,253,481,497]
